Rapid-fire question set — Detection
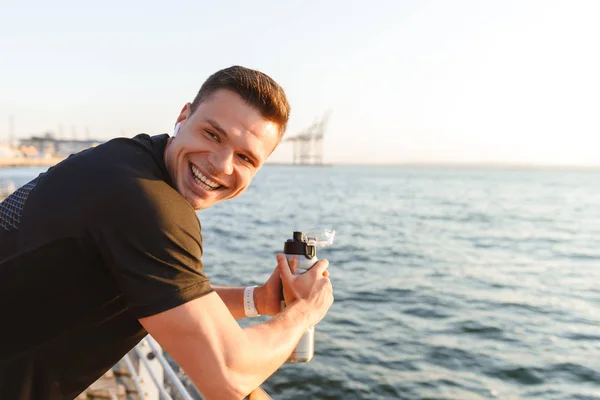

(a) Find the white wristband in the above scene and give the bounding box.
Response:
[244,286,260,317]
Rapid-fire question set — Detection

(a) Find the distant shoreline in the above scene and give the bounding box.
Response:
[0,158,65,167]
[263,162,600,171]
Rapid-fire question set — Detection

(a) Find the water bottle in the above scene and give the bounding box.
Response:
[281,231,319,363]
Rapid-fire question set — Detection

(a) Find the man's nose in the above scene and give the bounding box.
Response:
[209,149,234,175]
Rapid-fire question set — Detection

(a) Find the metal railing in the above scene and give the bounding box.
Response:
[120,335,198,400]
[144,336,195,400]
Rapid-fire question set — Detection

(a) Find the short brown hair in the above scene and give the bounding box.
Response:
[190,66,291,137]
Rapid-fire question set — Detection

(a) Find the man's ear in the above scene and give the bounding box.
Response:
[174,102,193,134]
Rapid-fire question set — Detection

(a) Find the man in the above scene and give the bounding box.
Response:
[0,66,333,399]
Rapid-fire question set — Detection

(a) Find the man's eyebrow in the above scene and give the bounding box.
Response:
[206,119,228,137]
[205,118,262,163]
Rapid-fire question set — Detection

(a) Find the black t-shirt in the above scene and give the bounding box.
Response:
[0,134,213,400]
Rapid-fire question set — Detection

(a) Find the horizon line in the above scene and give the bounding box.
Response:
[264,161,600,170]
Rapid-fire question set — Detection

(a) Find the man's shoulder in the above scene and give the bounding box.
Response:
[87,133,170,175]
[84,135,189,210]
[90,135,197,226]
[102,133,169,157]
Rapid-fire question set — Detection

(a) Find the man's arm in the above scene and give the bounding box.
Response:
[214,286,273,319]
[212,286,247,319]
[139,255,332,399]
[213,265,283,319]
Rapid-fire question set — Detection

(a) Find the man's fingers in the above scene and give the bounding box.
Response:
[311,259,329,276]
[276,254,294,283]
[288,256,298,275]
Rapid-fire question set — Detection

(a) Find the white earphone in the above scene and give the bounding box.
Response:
[173,122,181,137]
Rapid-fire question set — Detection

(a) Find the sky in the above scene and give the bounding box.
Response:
[1,0,599,166]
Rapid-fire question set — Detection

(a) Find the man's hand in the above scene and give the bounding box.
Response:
[254,263,284,316]
[277,253,333,327]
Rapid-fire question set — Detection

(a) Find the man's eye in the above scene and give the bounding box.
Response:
[238,154,252,164]
[206,131,220,142]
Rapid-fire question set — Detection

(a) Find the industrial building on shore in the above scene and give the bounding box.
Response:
[19,133,103,158]
[0,132,104,166]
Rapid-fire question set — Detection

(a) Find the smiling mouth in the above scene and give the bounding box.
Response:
[190,164,223,191]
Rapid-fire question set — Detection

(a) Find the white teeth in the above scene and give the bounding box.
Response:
[191,165,221,190]
[195,177,215,191]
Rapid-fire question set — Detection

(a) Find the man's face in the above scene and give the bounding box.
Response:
[164,89,281,210]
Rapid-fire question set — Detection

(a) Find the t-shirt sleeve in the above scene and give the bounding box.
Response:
[89,173,213,319]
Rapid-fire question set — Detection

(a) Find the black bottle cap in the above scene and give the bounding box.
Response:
[283,231,316,259]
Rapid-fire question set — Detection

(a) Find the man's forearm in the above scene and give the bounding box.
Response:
[211,286,308,396]
[212,286,246,319]
[229,299,311,396]
[140,292,311,399]
[213,285,268,319]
